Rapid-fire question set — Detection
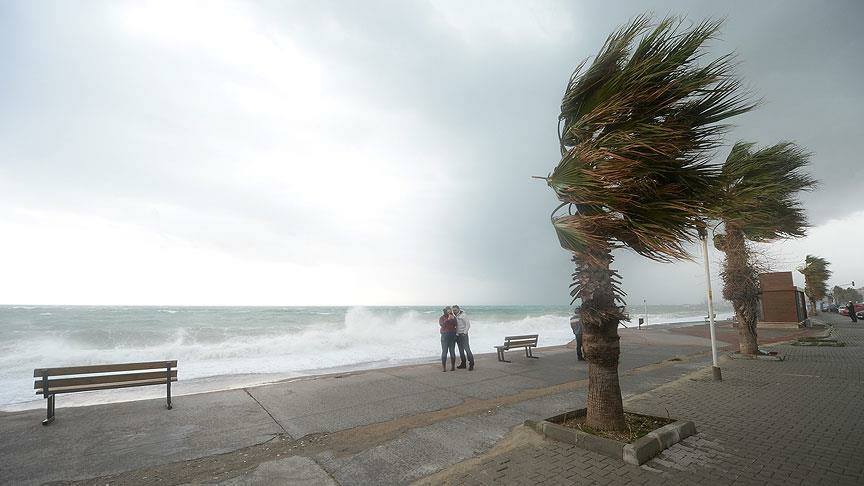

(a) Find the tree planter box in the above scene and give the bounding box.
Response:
[728,351,785,361]
[525,409,696,466]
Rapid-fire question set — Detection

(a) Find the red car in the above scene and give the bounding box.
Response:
[839,303,864,316]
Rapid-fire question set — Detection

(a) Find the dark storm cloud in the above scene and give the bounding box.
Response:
[1,0,861,305]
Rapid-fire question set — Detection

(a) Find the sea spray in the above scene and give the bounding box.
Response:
[0,304,730,409]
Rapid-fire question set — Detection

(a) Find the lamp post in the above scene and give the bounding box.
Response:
[699,228,721,381]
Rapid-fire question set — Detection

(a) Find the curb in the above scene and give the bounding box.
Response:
[727,352,785,361]
[525,409,696,466]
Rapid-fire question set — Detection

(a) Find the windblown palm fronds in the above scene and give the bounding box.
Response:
[550,15,755,270]
[542,15,753,432]
[713,141,817,353]
[798,255,832,315]
[713,142,816,240]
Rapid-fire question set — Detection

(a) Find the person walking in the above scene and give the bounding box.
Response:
[439,307,458,371]
[570,313,585,361]
[453,305,475,371]
[848,302,858,323]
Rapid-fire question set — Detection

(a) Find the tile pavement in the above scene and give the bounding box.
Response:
[432,314,864,485]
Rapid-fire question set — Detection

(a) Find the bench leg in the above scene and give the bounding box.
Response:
[166,366,173,410]
[42,394,55,426]
[527,347,539,359]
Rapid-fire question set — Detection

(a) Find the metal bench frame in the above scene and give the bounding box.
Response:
[494,334,540,362]
[34,360,177,425]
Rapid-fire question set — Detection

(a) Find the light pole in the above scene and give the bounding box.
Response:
[699,228,721,381]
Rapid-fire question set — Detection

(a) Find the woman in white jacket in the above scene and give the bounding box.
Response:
[452,305,475,370]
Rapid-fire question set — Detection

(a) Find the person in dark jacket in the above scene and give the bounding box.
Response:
[848,302,858,323]
[439,307,458,371]
[570,313,585,361]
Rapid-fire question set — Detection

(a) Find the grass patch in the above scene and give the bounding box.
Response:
[557,412,674,443]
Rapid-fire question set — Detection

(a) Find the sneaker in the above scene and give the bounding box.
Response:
[456,364,466,369]
[468,364,474,371]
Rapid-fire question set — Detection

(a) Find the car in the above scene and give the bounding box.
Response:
[839,303,864,316]
[858,310,864,320]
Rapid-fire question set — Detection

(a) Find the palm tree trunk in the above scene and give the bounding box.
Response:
[573,249,626,432]
[809,297,817,316]
[722,226,759,355]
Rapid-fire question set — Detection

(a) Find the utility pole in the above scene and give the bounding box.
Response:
[700,228,722,381]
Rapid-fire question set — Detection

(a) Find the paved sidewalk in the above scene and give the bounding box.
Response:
[424,313,864,485]
[0,320,826,485]
[0,323,721,485]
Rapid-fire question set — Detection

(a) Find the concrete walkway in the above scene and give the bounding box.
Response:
[424,313,864,485]
[0,322,813,485]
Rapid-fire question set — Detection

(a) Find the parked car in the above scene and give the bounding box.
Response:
[839,303,864,316]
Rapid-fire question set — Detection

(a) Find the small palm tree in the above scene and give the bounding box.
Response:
[798,255,832,315]
[712,142,816,354]
[542,16,753,431]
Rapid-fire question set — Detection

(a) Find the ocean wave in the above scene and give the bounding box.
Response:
[0,306,725,408]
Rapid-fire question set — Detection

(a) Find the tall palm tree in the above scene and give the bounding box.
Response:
[712,142,816,354]
[798,255,831,315]
[542,16,753,431]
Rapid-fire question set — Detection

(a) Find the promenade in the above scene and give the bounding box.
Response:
[0,319,841,485]
[424,313,864,485]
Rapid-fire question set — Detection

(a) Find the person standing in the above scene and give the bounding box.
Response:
[570,313,585,361]
[848,302,858,323]
[453,305,475,371]
[439,307,458,371]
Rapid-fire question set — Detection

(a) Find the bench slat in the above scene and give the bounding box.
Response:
[35,377,177,395]
[504,339,537,346]
[504,334,538,341]
[34,370,177,389]
[34,360,178,377]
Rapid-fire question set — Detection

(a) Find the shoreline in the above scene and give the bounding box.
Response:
[1,318,726,414]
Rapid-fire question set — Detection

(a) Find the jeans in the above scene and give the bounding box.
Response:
[456,333,474,366]
[575,333,584,360]
[441,332,457,366]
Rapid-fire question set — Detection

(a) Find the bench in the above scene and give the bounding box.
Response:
[494,335,539,362]
[34,360,178,425]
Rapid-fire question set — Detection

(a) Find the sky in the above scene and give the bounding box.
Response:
[0,0,862,306]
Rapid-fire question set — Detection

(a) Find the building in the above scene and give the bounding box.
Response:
[757,272,809,328]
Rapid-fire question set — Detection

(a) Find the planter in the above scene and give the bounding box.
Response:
[728,351,785,361]
[525,408,696,465]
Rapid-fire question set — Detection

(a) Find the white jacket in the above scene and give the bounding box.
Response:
[455,311,471,334]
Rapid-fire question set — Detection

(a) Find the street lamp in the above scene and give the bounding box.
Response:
[699,227,721,381]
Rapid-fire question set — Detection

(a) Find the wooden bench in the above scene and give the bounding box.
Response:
[494,335,539,362]
[34,360,177,425]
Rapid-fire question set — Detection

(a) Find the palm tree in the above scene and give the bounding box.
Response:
[541,16,753,431]
[798,255,832,315]
[712,142,816,354]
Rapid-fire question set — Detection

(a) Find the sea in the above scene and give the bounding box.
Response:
[0,304,731,411]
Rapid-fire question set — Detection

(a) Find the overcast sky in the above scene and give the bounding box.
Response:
[1,0,862,306]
